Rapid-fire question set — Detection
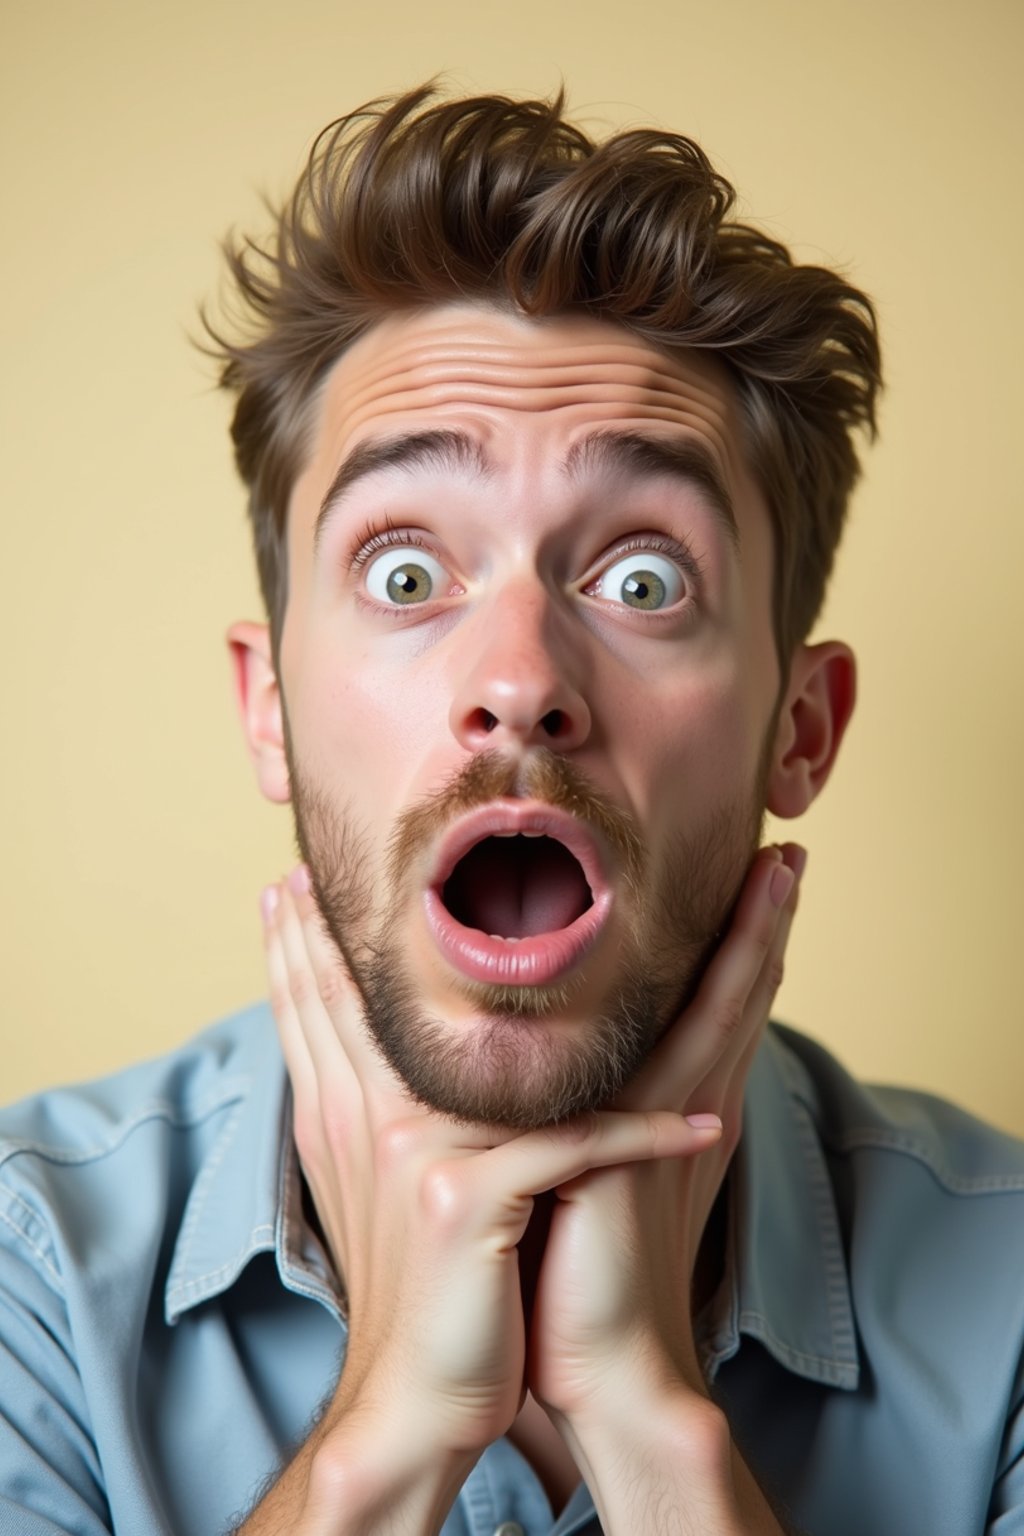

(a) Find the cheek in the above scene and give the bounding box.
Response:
[620,664,768,832]
[283,635,452,806]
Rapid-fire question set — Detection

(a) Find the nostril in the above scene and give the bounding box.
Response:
[467,707,498,734]
[541,709,565,738]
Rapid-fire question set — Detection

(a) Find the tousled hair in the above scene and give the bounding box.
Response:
[203,84,881,665]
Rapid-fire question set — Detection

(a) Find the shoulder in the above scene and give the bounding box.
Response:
[0,1003,279,1281]
[769,1022,1024,1195]
[0,1003,276,1168]
[758,1025,1024,1436]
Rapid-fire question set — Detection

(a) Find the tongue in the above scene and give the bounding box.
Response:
[446,836,591,939]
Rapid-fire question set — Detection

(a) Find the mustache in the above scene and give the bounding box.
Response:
[383,747,646,897]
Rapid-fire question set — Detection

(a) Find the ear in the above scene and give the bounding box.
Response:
[766,640,856,819]
[226,621,291,805]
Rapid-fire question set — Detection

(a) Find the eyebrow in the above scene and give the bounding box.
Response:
[564,429,740,554]
[313,424,739,556]
[314,430,491,554]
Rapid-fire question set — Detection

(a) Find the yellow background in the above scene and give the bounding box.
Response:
[2,0,1022,1131]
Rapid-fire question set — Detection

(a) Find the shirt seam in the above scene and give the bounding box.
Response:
[166,1223,277,1303]
[0,1200,62,1287]
[801,1116,1024,1195]
[275,1113,344,1321]
[736,1307,856,1383]
[0,1078,251,1172]
[790,1099,858,1368]
[164,1099,247,1309]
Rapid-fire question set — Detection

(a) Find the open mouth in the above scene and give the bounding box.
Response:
[423,804,613,986]
[442,833,594,940]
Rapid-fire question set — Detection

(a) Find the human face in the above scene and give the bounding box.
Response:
[278,304,782,1129]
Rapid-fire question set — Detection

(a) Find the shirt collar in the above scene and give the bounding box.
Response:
[164,1004,340,1326]
[700,1024,859,1391]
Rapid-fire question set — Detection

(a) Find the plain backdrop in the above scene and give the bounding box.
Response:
[2,0,1022,1132]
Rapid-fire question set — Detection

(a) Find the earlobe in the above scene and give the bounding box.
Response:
[226,621,291,805]
[766,641,856,819]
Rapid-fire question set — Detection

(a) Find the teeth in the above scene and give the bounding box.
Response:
[495,830,517,837]
[522,829,544,837]
[489,934,520,943]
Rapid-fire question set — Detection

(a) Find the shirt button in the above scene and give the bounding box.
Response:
[494,1525,525,1536]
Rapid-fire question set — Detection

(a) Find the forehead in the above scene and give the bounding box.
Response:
[297,303,756,496]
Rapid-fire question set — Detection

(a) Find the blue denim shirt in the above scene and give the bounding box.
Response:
[2,1005,1023,1535]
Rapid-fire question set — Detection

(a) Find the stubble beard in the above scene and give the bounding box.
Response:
[285,740,769,1131]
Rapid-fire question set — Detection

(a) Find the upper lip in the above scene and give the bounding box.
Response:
[428,800,611,904]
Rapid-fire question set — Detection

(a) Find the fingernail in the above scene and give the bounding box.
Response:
[685,1113,724,1132]
[789,845,809,883]
[762,843,783,864]
[769,864,795,908]
[260,885,280,924]
[288,865,311,896]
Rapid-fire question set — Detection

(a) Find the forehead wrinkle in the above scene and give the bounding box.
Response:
[333,390,737,477]
[339,348,728,410]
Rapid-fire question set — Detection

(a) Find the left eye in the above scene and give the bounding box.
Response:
[593,551,686,610]
[364,546,451,605]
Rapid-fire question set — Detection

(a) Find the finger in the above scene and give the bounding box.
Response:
[274,877,362,1098]
[744,841,804,1039]
[681,844,797,1077]
[262,881,318,1105]
[693,841,806,1106]
[458,1109,724,1234]
[282,866,389,1084]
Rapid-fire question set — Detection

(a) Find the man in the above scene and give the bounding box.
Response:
[2,85,1023,1536]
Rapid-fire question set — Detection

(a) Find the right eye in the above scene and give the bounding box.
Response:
[364,547,451,606]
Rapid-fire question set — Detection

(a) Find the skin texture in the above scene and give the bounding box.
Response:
[229,302,856,1534]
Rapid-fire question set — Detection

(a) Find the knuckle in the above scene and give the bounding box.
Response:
[316,965,345,1010]
[268,982,293,1023]
[375,1119,420,1169]
[291,1112,320,1168]
[418,1162,470,1230]
[287,966,318,1008]
[710,998,744,1045]
[642,1110,664,1154]
[547,1112,598,1148]
[318,1094,350,1149]
[765,956,786,996]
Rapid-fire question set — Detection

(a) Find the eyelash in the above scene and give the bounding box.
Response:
[347,521,705,604]
[349,518,431,572]
[598,533,706,588]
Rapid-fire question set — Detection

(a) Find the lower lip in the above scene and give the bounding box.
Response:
[423,887,613,986]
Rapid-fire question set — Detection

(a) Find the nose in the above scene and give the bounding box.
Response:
[448,579,592,755]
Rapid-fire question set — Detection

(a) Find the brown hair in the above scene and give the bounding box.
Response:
[204,84,881,666]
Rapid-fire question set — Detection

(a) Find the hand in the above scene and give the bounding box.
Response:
[260,869,726,1474]
[526,843,804,1432]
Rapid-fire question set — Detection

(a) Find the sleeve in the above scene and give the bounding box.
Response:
[0,1194,113,1535]
[988,1338,1024,1533]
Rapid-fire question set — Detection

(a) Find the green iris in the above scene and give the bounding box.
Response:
[386,563,433,604]
[621,569,667,609]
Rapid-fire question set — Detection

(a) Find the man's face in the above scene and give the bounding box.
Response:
[276,304,783,1129]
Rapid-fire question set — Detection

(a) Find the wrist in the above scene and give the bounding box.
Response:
[308,1413,478,1536]
[303,1394,482,1536]
[561,1378,724,1470]
[556,1389,740,1536]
